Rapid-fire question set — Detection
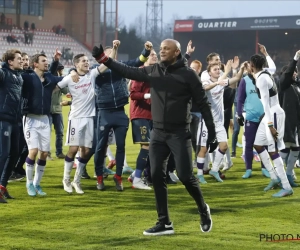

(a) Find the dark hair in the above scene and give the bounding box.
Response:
[30,53,47,67]
[2,49,22,63]
[21,52,28,57]
[206,52,219,63]
[207,63,220,72]
[250,54,266,70]
[73,53,86,65]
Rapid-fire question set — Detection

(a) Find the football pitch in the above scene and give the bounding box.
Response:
[1,105,300,250]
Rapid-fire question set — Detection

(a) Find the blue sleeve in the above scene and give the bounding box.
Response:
[121,48,150,67]
[237,78,246,116]
[49,60,59,75]
[49,74,64,88]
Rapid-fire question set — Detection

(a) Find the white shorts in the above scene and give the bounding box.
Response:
[66,117,94,148]
[23,114,50,152]
[196,118,227,147]
[107,128,116,145]
[254,112,285,152]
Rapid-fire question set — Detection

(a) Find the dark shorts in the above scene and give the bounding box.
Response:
[131,119,153,144]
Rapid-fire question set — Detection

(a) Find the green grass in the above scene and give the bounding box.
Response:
[2,105,300,250]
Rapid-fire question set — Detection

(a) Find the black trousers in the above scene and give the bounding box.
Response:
[0,121,20,187]
[149,128,207,224]
[190,114,200,155]
[14,124,28,174]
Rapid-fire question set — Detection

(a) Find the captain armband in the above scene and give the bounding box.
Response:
[139,55,148,63]
[268,122,273,127]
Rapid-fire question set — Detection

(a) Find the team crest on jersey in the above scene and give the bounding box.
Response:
[82,88,88,94]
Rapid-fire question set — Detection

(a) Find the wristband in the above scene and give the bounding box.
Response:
[95,53,109,63]
[139,54,148,63]
[268,122,273,127]
[144,93,151,99]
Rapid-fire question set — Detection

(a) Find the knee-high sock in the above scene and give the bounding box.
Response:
[133,148,149,183]
[287,148,300,175]
[63,156,74,180]
[33,159,46,186]
[25,157,35,185]
[197,156,205,175]
[225,148,232,166]
[257,148,277,180]
[74,157,88,183]
[106,146,115,161]
[271,153,291,190]
[211,149,225,172]
[203,153,210,171]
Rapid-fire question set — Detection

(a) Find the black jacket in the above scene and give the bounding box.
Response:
[0,63,23,123]
[21,70,63,115]
[104,54,215,132]
[278,59,300,143]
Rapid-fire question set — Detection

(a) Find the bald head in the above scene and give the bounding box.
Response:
[160,39,181,64]
[162,39,181,51]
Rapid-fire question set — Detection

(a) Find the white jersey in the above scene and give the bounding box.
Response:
[202,79,225,127]
[201,70,224,84]
[255,70,283,125]
[57,68,99,120]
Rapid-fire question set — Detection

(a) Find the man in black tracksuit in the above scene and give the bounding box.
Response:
[92,39,218,235]
[0,49,23,203]
[277,50,300,186]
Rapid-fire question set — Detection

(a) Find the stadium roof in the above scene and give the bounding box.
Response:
[174,15,300,32]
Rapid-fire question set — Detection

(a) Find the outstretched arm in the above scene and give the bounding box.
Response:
[92,44,152,82]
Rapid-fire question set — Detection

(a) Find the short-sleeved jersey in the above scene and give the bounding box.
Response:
[57,68,99,120]
[202,79,225,127]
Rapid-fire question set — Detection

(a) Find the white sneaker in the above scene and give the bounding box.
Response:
[222,162,233,171]
[63,179,73,193]
[71,181,84,194]
[132,179,152,190]
[169,171,180,182]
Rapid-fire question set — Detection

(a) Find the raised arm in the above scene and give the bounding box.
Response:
[96,40,120,74]
[92,44,152,82]
[228,61,248,88]
[184,40,195,60]
[48,48,62,75]
[257,75,273,127]
[258,43,276,75]
[122,41,152,67]
[279,50,300,91]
